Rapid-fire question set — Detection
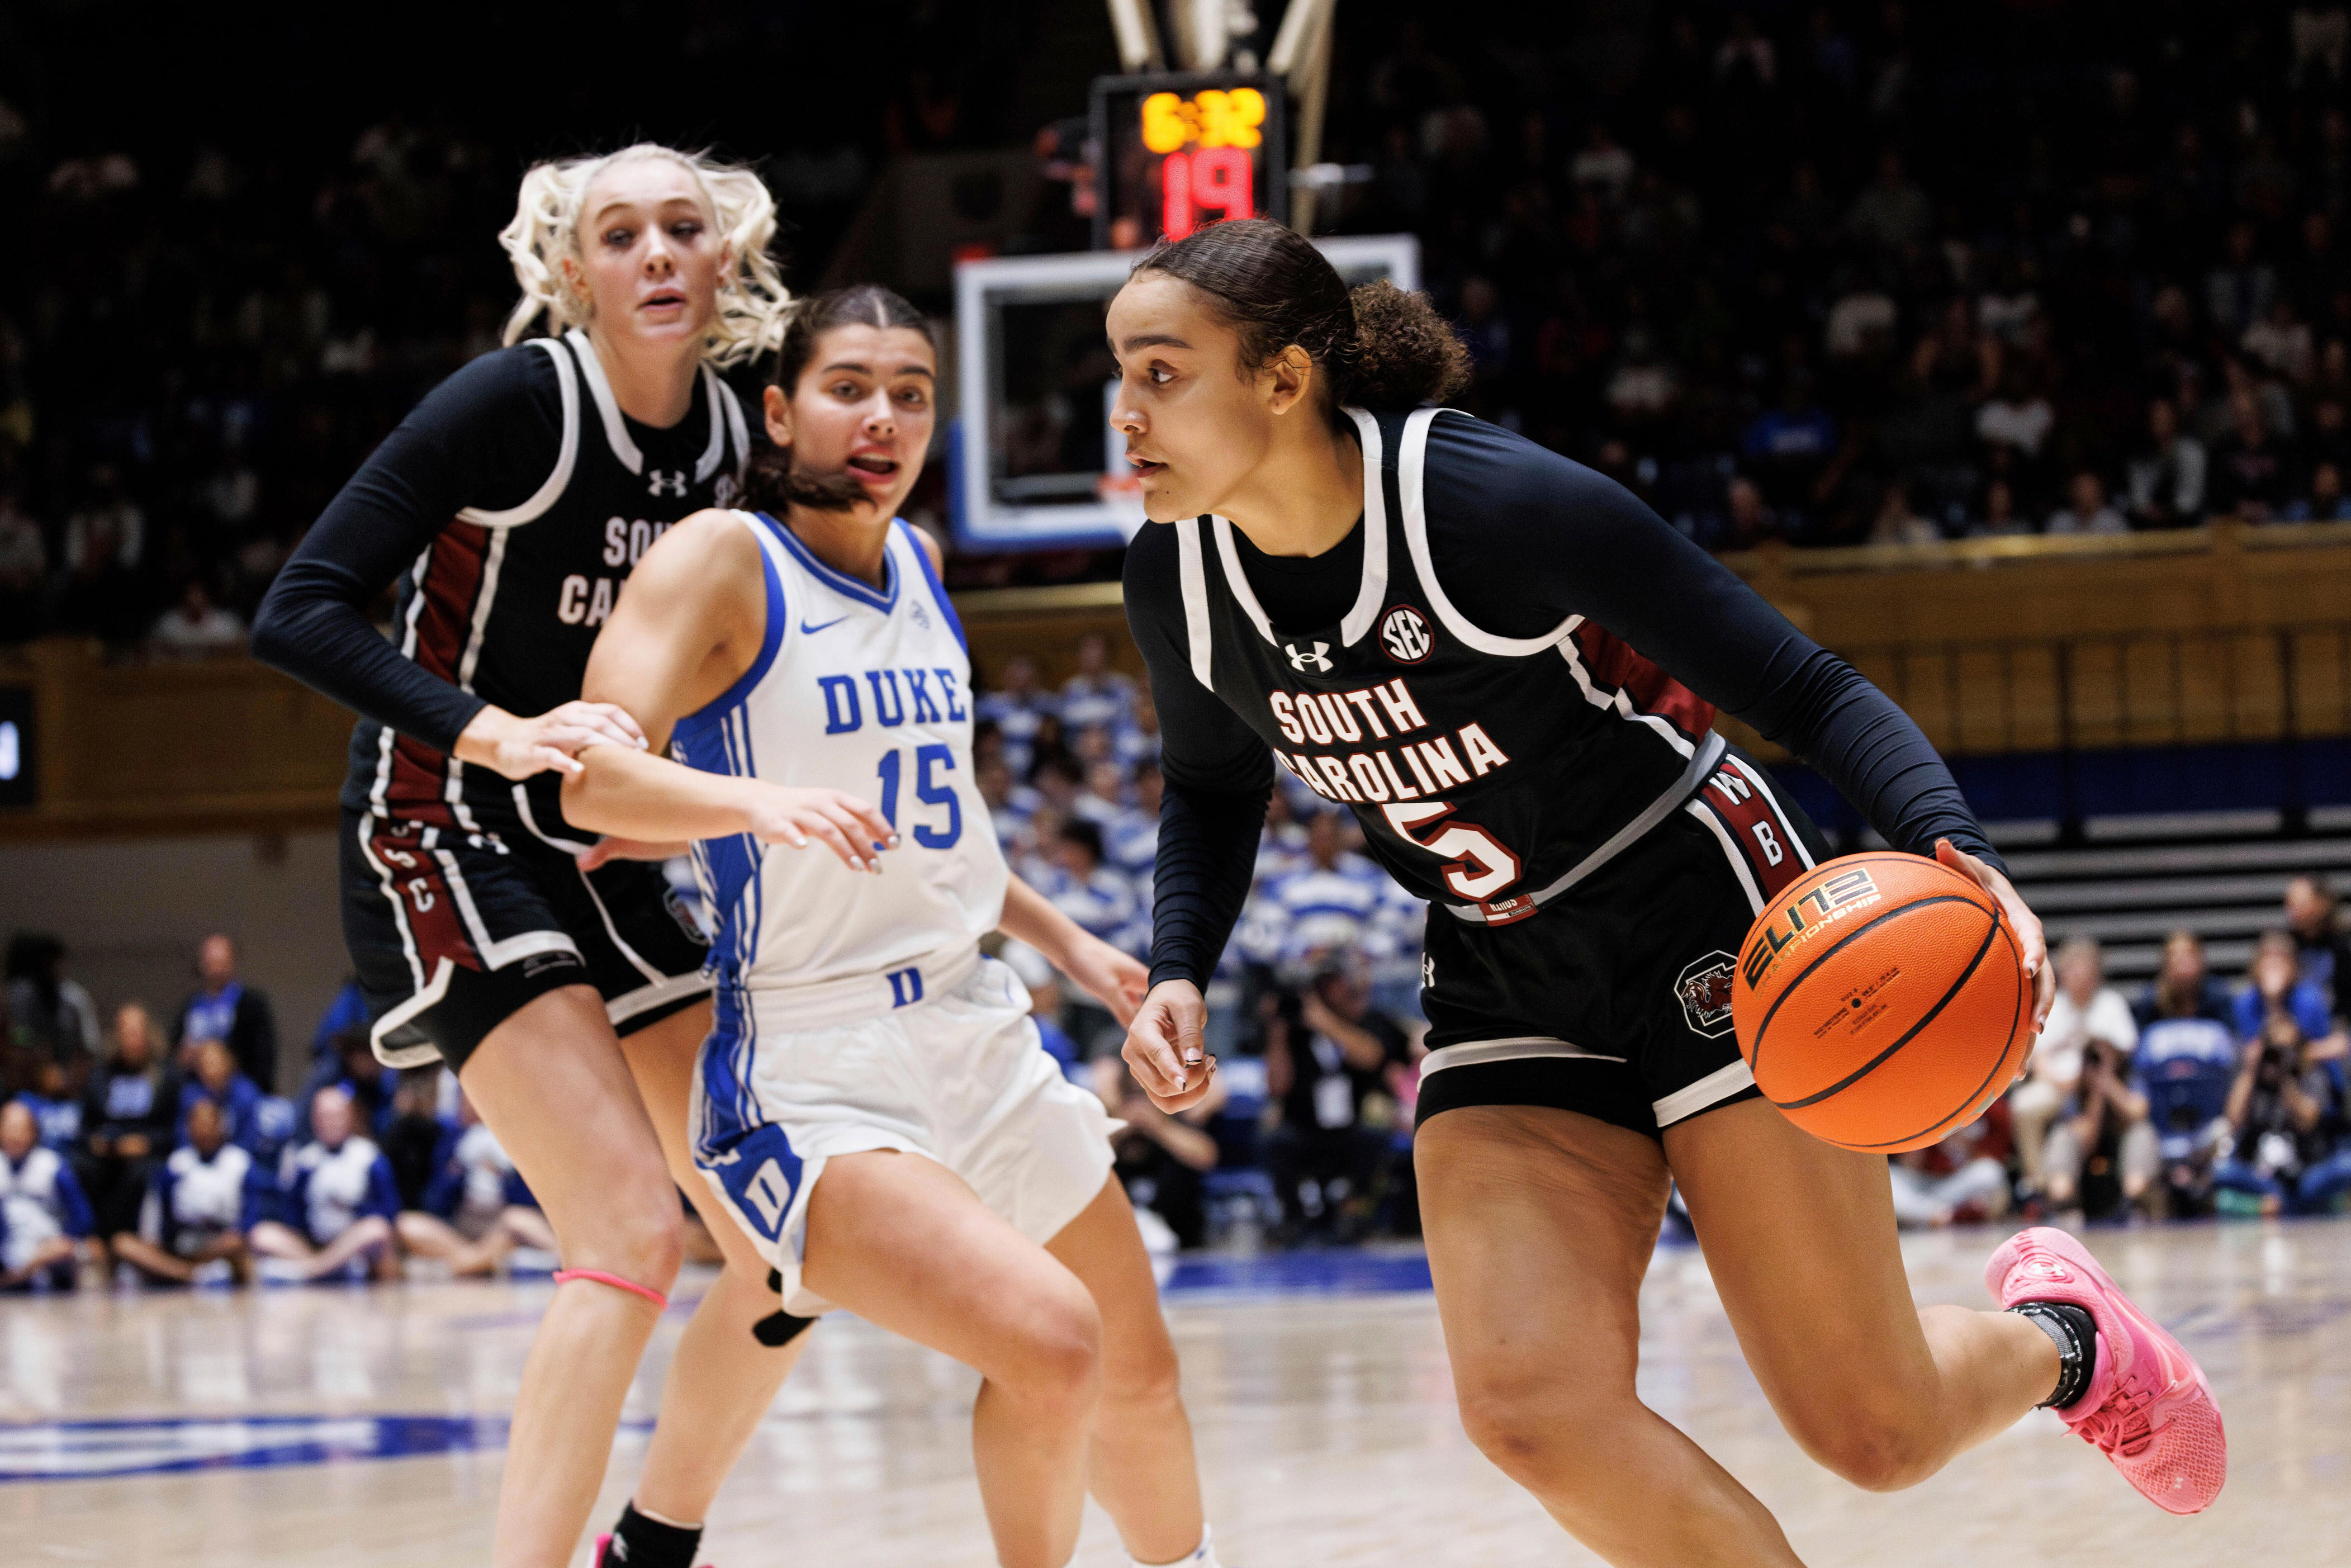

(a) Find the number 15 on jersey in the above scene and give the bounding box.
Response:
[876,744,963,849]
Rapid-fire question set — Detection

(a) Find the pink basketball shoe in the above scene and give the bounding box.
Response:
[1984,1226,2226,1514]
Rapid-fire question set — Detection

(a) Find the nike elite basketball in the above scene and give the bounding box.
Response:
[1731,855,2032,1153]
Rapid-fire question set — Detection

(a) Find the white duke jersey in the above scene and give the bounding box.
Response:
[2,1147,89,1268]
[672,513,1004,1010]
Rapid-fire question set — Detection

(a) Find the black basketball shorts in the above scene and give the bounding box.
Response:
[340,806,714,1072]
[1413,749,1831,1141]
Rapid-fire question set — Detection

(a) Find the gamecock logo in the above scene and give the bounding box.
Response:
[1674,951,1739,1038]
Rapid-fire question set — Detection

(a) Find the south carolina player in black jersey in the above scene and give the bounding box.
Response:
[1110,221,2226,1562]
[255,145,868,1568]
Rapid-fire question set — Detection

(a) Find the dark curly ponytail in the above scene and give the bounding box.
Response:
[1130,218,1469,419]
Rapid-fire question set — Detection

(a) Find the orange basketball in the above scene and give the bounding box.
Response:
[1731,854,2030,1153]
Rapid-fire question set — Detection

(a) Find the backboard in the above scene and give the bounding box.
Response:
[949,234,1422,552]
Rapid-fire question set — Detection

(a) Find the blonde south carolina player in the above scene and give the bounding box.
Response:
[562,286,1225,1568]
[255,144,833,1568]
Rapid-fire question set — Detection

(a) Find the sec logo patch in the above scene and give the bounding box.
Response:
[1379,604,1433,664]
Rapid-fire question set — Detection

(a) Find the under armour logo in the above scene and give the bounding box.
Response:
[1284,641,1333,672]
[1421,953,1436,989]
[647,468,687,498]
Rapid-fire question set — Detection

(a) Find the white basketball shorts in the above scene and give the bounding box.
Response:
[690,946,1118,1317]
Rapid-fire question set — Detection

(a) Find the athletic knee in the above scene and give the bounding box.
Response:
[1456,1380,1623,1491]
[616,1212,686,1294]
[1099,1324,1181,1412]
[576,1181,686,1292]
[997,1283,1103,1408]
[1789,1406,1943,1493]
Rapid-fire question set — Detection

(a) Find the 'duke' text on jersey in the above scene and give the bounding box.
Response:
[817,668,971,733]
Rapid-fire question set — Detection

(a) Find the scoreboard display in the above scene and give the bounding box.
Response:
[1091,71,1287,250]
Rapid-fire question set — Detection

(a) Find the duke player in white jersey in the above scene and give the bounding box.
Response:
[563,286,1225,1568]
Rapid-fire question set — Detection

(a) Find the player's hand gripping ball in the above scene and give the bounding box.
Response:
[1731,854,2032,1153]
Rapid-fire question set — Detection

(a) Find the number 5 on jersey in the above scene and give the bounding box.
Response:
[1381,802,1521,901]
[875,743,963,848]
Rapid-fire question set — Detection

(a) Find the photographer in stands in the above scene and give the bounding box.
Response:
[2039,1032,2158,1221]
[2013,937,2136,1204]
[1261,954,1409,1246]
[2213,1015,2351,1216]
[1100,1058,1221,1253]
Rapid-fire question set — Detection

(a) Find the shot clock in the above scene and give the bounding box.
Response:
[1091,71,1288,250]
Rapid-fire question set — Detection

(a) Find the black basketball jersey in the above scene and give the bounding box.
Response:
[348,331,752,832]
[1161,407,1727,927]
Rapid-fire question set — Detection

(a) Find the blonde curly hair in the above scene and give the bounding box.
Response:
[497,144,791,367]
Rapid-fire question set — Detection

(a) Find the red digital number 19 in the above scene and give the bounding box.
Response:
[1161,147,1254,241]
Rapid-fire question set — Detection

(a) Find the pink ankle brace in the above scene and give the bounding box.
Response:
[552,1268,669,1310]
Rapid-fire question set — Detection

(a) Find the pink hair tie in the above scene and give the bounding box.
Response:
[552,1268,669,1310]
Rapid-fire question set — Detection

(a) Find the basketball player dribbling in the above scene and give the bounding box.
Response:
[1110,220,2225,1564]
[558,285,1225,1568]
[255,145,838,1568]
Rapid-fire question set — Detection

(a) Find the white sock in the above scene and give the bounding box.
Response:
[1131,1525,1219,1568]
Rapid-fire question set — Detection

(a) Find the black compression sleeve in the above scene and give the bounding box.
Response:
[1422,417,2007,875]
[1122,526,1276,989]
[1150,783,1271,990]
[252,348,560,754]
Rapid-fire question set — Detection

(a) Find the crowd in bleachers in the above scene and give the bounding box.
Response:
[0,932,565,1288]
[1314,4,2351,546]
[977,633,1432,1249]
[0,11,939,652]
[6,8,2351,657]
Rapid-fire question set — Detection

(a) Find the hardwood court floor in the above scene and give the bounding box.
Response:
[4,1220,2347,1566]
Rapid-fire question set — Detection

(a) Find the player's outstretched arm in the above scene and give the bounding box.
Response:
[1426,422,2047,1020]
[561,510,898,871]
[999,874,1149,1023]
